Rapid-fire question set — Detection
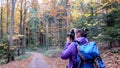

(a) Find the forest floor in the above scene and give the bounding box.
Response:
[42,50,120,68]
[0,54,33,68]
[42,44,120,68]
[0,52,52,68]
[0,45,120,68]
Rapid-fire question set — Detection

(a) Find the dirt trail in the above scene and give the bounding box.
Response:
[29,52,52,68]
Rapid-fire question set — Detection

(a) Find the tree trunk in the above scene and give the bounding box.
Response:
[22,0,27,54]
[43,21,45,47]
[26,25,30,47]
[9,0,16,62]
[66,12,69,32]
[10,0,16,49]
[17,39,20,56]
[6,0,9,34]
[19,0,23,55]
[64,0,68,33]
[0,1,3,38]
[46,19,48,48]
[20,0,23,34]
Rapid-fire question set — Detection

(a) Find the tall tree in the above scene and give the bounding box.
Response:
[19,0,23,55]
[0,0,3,38]
[8,0,16,62]
[22,0,27,54]
[9,0,16,48]
[6,0,9,34]
[64,0,69,33]
[20,0,23,34]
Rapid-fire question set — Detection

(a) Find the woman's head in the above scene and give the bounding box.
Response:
[75,28,88,38]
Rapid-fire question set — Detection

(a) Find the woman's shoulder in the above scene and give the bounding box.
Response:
[75,37,88,44]
[76,37,88,41]
[68,42,76,47]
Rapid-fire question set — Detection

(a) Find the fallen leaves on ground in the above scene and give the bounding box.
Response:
[102,48,120,68]
[0,47,120,68]
[0,55,33,68]
[43,47,120,68]
[41,54,68,68]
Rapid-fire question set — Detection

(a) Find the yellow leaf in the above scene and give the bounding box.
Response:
[42,0,48,2]
[40,29,44,33]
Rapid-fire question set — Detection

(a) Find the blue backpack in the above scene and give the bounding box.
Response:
[75,41,105,68]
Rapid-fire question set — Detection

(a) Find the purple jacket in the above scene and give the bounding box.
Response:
[61,37,88,68]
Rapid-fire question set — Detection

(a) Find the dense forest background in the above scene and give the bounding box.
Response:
[0,0,120,64]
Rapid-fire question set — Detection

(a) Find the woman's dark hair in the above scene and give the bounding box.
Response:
[70,29,75,39]
[67,29,75,40]
[76,28,88,38]
[67,32,75,41]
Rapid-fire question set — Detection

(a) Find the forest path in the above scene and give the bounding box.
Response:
[28,52,52,68]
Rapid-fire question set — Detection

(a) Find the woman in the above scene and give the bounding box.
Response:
[61,29,88,68]
[63,28,75,51]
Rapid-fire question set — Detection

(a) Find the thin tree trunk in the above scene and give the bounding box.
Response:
[27,26,30,47]
[43,21,45,47]
[22,0,27,54]
[0,8,1,38]
[64,0,68,33]
[46,19,48,48]
[18,39,20,56]
[54,16,59,46]
[66,12,69,32]
[6,0,9,34]
[0,1,3,38]
[57,21,60,47]
[20,0,23,34]
[19,0,23,55]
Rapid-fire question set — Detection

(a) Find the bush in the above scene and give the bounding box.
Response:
[0,37,17,63]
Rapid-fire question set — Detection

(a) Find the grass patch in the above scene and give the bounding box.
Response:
[26,45,63,57]
[40,47,62,57]
[0,59,6,65]
[43,49,62,57]
[15,53,30,61]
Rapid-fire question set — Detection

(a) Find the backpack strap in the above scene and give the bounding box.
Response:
[74,41,85,68]
[77,47,85,61]
[74,41,85,61]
